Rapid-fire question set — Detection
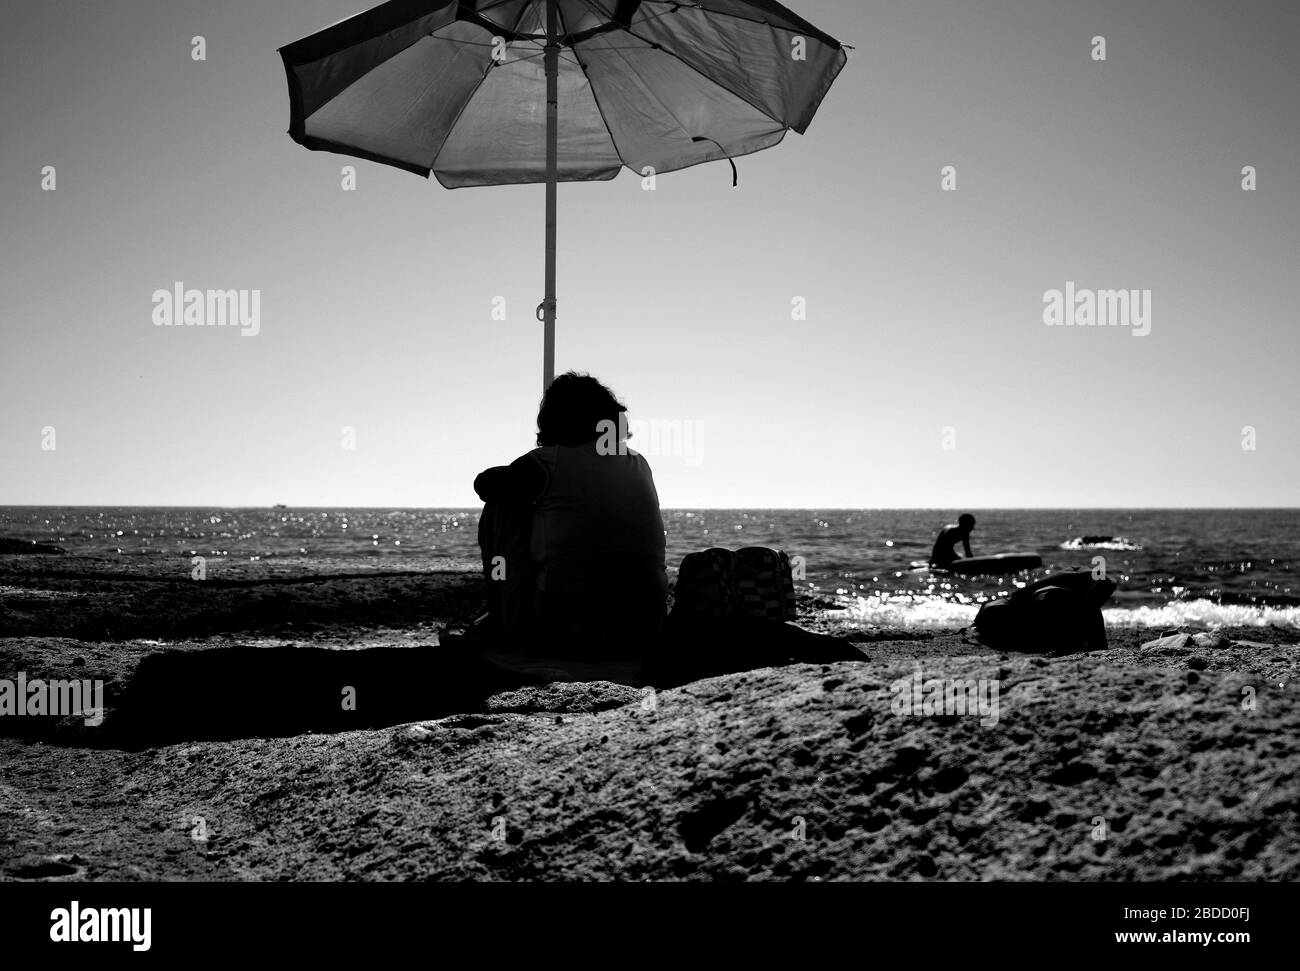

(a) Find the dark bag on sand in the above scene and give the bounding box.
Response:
[646,547,857,687]
[673,546,796,623]
[972,571,1117,654]
[672,547,741,620]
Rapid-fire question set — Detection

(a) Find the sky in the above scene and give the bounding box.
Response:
[1,0,1297,508]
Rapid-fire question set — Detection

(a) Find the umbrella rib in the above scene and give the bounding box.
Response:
[456,43,581,69]
[662,7,848,137]
[423,35,580,69]
[573,26,798,180]
[597,0,703,30]
[290,17,518,153]
[575,0,786,133]
[426,69,494,177]
[287,1,544,134]
[581,34,791,181]
[582,40,699,146]
[428,35,530,50]
[428,1,536,177]
[477,0,524,20]
[564,47,636,173]
[469,0,550,39]
[645,45,784,132]
[635,0,844,48]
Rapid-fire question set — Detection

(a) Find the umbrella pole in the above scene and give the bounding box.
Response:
[542,0,558,390]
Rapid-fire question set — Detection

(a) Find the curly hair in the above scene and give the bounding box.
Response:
[536,372,630,447]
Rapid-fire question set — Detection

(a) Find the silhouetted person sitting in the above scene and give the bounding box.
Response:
[474,372,667,658]
[930,513,976,568]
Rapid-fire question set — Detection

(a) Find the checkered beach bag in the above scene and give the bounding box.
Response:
[735,547,796,621]
[672,546,796,623]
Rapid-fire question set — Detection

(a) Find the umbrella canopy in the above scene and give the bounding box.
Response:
[280,0,847,384]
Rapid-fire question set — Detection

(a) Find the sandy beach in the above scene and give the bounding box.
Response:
[2,549,1297,881]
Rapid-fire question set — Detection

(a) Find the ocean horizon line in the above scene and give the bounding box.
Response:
[3,504,1297,512]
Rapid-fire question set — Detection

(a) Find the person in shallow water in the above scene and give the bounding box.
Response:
[474,372,668,657]
[930,513,976,568]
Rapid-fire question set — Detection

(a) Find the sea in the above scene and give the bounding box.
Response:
[2,507,1297,630]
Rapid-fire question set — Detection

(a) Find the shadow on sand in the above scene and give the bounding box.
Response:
[101,642,539,750]
[1,621,866,750]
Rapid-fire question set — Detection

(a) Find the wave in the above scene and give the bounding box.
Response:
[824,595,1300,630]
[824,595,980,629]
[1100,600,1300,629]
[1059,535,1144,551]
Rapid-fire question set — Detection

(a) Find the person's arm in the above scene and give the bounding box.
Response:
[962,537,973,558]
[473,453,546,505]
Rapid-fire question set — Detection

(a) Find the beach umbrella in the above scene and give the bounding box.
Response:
[280,0,847,389]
